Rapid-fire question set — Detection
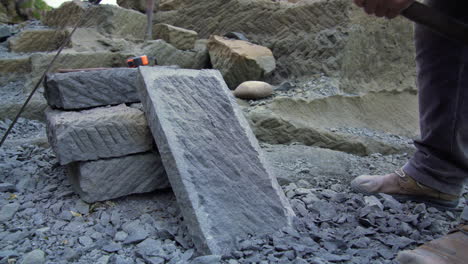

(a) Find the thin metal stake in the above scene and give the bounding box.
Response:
[0,5,93,148]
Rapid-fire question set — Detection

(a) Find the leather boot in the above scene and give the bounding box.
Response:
[351,168,459,209]
[396,225,468,264]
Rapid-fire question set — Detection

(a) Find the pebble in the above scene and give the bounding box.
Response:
[114,231,128,242]
[102,242,122,253]
[20,249,45,264]
[0,183,17,192]
[0,202,20,222]
[78,236,93,247]
[190,255,222,264]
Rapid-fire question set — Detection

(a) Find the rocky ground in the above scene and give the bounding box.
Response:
[0,3,466,264]
[0,109,466,264]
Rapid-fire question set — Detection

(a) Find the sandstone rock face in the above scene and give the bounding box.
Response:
[137,67,294,255]
[247,89,419,155]
[153,23,198,50]
[68,152,169,203]
[143,40,209,69]
[8,29,69,53]
[42,1,146,40]
[44,68,139,109]
[46,105,153,165]
[339,7,416,93]
[117,0,160,13]
[234,81,273,100]
[207,35,276,89]
[155,0,415,92]
[0,56,31,74]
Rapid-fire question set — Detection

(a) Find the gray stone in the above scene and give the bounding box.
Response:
[153,23,198,50]
[46,104,153,165]
[68,152,169,203]
[190,255,222,264]
[114,231,128,242]
[74,200,90,215]
[44,68,140,110]
[123,228,148,245]
[0,183,17,192]
[136,67,294,255]
[20,249,45,264]
[143,40,209,69]
[364,196,384,210]
[136,238,163,256]
[0,25,12,42]
[0,202,20,222]
[462,206,468,222]
[103,242,122,253]
[78,236,93,247]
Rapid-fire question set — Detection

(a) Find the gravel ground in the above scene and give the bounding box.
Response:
[0,131,466,264]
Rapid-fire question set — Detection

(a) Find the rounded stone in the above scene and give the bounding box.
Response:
[233,81,273,100]
[21,249,45,264]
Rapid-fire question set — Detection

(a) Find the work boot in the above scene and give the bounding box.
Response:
[351,168,459,209]
[396,225,468,264]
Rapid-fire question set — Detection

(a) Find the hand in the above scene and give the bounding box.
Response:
[353,0,415,19]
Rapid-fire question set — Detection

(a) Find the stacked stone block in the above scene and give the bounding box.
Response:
[44,68,169,203]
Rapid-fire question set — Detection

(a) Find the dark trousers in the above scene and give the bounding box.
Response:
[403,0,468,196]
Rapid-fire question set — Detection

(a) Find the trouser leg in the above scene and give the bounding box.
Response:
[403,0,468,196]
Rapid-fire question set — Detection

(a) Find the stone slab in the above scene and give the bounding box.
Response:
[46,104,153,165]
[153,23,198,50]
[68,152,169,203]
[136,67,294,255]
[44,68,139,110]
[8,29,69,53]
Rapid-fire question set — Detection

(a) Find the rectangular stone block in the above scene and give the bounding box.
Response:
[137,67,295,255]
[46,104,153,165]
[68,152,169,203]
[44,68,139,110]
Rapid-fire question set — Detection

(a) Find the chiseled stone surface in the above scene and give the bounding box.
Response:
[68,152,169,203]
[153,23,198,50]
[207,35,276,89]
[46,104,153,165]
[137,67,294,255]
[44,68,140,110]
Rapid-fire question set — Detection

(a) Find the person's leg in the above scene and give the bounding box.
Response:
[351,0,467,208]
[403,0,468,196]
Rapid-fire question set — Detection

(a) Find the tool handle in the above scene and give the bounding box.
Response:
[401,1,468,46]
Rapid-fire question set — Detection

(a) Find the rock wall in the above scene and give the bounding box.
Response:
[154,0,416,92]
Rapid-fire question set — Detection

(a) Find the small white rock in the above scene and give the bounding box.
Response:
[233,81,273,100]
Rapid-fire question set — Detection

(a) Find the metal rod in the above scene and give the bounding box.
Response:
[0,5,92,148]
[402,1,468,46]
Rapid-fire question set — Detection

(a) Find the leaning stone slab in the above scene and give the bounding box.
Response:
[44,68,139,110]
[68,152,169,203]
[137,67,295,255]
[46,104,153,165]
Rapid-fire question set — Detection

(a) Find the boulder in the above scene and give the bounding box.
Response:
[8,29,69,53]
[153,23,198,50]
[68,152,169,203]
[0,56,31,74]
[46,105,153,165]
[142,39,209,69]
[117,0,160,13]
[137,67,294,255]
[44,68,139,109]
[42,1,146,40]
[207,35,276,89]
[233,81,273,100]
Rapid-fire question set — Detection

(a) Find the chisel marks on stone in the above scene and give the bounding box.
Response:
[45,68,140,110]
[137,67,294,255]
[68,152,169,203]
[46,104,153,165]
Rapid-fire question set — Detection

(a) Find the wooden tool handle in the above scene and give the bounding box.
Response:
[401,1,468,46]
